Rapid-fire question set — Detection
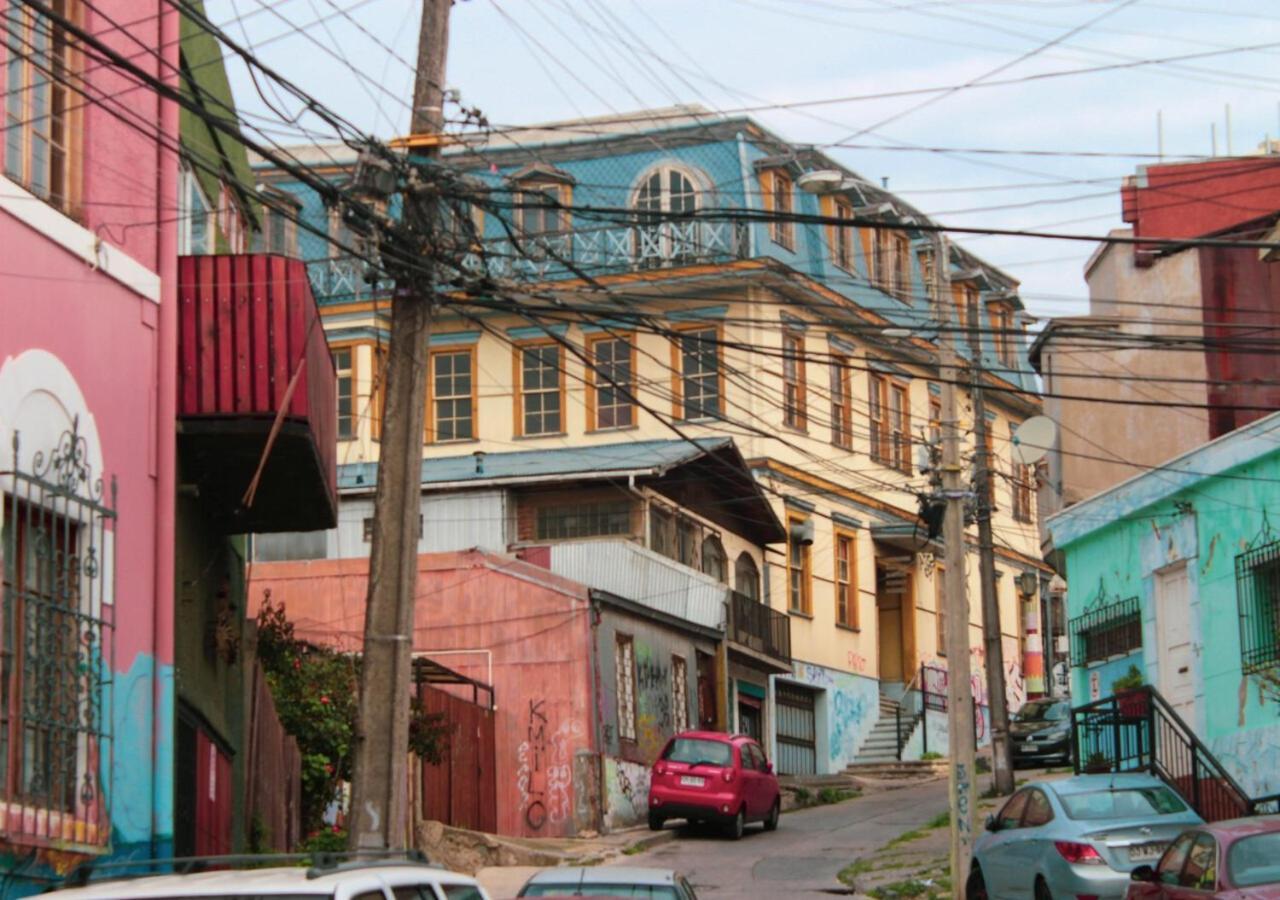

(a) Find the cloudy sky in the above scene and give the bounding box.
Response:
[206,0,1280,319]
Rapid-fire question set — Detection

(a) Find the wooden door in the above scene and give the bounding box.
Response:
[1155,564,1195,724]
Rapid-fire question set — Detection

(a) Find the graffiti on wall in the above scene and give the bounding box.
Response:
[634,645,673,763]
[516,699,582,831]
[603,756,652,829]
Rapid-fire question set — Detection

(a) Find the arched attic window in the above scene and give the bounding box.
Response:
[701,535,727,583]
[632,165,703,268]
[735,552,760,600]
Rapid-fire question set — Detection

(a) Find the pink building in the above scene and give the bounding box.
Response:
[1,0,180,885]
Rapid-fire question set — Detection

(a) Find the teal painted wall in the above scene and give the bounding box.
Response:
[1055,446,1280,799]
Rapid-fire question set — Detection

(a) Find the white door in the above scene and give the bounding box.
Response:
[1155,564,1196,724]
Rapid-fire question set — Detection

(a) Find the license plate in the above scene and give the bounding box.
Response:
[679,775,705,787]
[1128,842,1167,861]
[1023,741,1037,750]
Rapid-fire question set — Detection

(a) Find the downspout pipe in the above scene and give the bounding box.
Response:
[152,0,179,859]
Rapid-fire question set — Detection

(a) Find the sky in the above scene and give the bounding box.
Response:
[205,0,1280,321]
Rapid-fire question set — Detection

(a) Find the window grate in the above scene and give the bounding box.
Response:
[1237,538,1280,674]
[1069,593,1141,666]
[1,420,116,851]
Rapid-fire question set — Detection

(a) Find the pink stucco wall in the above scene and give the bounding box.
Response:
[248,551,600,838]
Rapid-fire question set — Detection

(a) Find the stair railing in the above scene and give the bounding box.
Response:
[1071,685,1280,821]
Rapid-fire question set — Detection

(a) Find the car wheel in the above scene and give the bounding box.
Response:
[648,811,664,832]
[726,808,745,840]
[965,865,988,900]
[1034,876,1052,900]
[763,799,780,832]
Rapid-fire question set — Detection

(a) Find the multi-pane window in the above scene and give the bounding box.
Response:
[701,536,727,583]
[431,350,474,442]
[177,163,213,255]
[787,519,812,615]
[991,305,1015,366]
[633,167,699,266]
[928,394,942,446]
[869,374,889,465]
[918,250,934,296]
[782,331,807,429]
[519,344,562,436]
[671,655,689,733]
[1069,595,1141,665]
[615,635,637,741]
[832,199,855,270]
[590,336,635,430]
[835,532,855,628]
[649,506,675,559]
[892,233,911,301]
[982,423,997,507]
[769,171,794,249]
[518,186,564,236]
[333,347,355,440]
[3,1,75,211]
[874,229,893,291]
[830,358,852,449]
[889,383,911,474]
[1012,461,1035,523]
[218,183,246,252]
[1237,540,1280,673]
[535,500,632,540]
[735,552,760,600]
[678,327,720,420]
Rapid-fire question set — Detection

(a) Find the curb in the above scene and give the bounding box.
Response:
[617,828,677,857]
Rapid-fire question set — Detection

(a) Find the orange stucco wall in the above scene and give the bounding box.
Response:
[247,550,598,837]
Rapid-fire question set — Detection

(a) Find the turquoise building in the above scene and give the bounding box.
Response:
[1044,410,1280,802]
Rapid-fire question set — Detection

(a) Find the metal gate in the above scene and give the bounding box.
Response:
[413,658,497,833]
[776,683,818,775]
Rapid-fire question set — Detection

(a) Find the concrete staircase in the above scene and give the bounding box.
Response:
[850,694,921,765]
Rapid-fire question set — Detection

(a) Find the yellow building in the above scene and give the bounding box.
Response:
[255,107,1049,774]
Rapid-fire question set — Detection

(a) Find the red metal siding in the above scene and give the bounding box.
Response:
[194,731,232,856]
[1198,245,1280,437]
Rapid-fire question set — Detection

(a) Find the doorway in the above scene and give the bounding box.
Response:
[877,557,915,686]
[1155,563,1195,725]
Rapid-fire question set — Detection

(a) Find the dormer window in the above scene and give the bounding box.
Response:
[632,165,701,267]
[509,163,574,238]
[765,170,794,250]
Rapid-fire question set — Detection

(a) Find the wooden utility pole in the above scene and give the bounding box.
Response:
[972,372,1015,797]
[349,0,450,852]
[936,236,976,899]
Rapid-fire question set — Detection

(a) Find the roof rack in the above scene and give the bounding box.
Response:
[61,849,431,889]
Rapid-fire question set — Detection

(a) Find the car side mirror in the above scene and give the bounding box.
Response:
[1130,865,1156,883]
[984,814,1000,833]
[765,762,774,775]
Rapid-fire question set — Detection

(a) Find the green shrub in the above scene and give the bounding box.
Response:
[920,751,943,761]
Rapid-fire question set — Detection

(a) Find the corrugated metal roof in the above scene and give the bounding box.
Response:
[338,437,732,491]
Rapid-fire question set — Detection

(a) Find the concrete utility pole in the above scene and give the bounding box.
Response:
[349,0,450,852]
[971,370,1015,797]
[935,236,977,899]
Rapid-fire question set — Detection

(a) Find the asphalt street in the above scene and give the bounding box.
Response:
[612,777,954,899]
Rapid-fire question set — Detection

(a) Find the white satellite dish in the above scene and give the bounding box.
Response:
[1011,415,1057,466]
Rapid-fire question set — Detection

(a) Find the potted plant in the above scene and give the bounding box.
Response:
[1084,750,1112,774]
[1112,665,1148,717]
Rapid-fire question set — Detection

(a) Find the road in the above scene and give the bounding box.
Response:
[612,778,953,898]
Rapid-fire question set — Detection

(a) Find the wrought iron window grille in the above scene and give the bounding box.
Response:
[1068,580,1141,666]
[1236,528,1280,675]
[1,421,116,851]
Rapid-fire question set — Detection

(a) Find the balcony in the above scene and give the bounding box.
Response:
[727,590,792,671]
[545,540,726,632]
[177,254,338,533]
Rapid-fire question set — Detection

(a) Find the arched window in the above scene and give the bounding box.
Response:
[735,552,760,600]
[632,166,702,267]
[701,536,727,583]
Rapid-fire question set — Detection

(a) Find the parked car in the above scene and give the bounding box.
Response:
[42,858,489,900]
[517,867,697,899]
[647,731,781,839]
[968,773,1203,900]
[1126,816,1280,899]
[1011,699,1073,769]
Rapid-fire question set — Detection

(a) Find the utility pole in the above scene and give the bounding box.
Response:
[349,0,450,852]
[936,236,976,899]
[970,351,1015,797]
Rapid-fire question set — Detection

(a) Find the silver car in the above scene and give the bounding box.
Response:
[968,774,1203,900]
[517,867,697,899]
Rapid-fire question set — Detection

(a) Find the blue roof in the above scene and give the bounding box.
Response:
[338,437,734,491]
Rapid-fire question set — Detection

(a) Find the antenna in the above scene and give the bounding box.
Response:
[1011,416,1058,466]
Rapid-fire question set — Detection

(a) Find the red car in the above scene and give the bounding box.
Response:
[647,731,781,840]
[1127,815,1280,899]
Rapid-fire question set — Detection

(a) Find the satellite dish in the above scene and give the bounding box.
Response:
[1011,415,1057,466]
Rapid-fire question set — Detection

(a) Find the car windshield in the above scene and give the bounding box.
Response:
[1227,832,1280,887]
[522,886,679,898]
[1015,700,1067,722]
[662,738,732,767]
[1059,787,1188,820]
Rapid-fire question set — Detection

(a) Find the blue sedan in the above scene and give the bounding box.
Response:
[968,774,1204,900]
